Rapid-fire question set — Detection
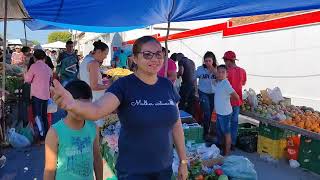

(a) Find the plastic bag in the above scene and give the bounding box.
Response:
[289,159,300,168]
[248,88,258,108]
[243,89,249,100]
[17,124,34,144]
[7,128,31,148]
[47,98,58,113]
[267,87,284,104]
[196,144,220,160]
[222,156,257,180]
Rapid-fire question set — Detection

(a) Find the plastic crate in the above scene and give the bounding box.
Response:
[238,123,258,135]
[183,123,204,144]
[298,136,320,174]
[258,122,295,140]
[257,135,287,159]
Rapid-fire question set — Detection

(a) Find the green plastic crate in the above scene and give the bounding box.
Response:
[298,136,320,174]
[238,123,258,135]
[258,122,295,140]
[184,123,204,144]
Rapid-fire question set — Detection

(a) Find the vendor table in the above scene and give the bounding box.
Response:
[240,111,320,140]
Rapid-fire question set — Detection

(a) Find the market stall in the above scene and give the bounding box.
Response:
[240,87,320,174]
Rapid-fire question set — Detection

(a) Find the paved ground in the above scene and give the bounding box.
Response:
[0,145,44,180]
[1,144,319,180]
[0,114,319,180]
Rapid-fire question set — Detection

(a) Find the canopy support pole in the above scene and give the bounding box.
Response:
[23,21,27,46]
[164,21,171,78]
[2,0,8,101]
[164,0,175,78]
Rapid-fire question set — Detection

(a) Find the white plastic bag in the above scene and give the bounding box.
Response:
[197,144,220,160]
[248,88,258,108]
[267,87,284,104]
[243,89,249,100]
[289,159,300,168]
[7,128,31,148]
[47,98,58,113]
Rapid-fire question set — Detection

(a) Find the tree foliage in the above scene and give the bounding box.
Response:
[32,40,40,45]
[48,31,71,43]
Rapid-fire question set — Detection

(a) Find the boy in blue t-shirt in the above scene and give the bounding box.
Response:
[214,65,240,155]
[44,80,103,180]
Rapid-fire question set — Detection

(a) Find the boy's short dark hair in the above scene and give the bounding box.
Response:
[217,64,227,70]
[21,46,31,53]
[33,49,47,60]
[66,40,73,45]
[64,80,93,100]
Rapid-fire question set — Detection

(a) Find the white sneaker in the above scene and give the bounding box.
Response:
[0,155,6,168]
[35,116,44,136]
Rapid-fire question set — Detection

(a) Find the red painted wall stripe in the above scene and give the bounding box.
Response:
[123,33,160,45]
[123,11,320,44]
[223,11,320,37]
[157,23,226,42]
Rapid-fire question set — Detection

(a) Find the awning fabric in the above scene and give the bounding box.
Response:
[0,0,30,20]
[22,0,320,32]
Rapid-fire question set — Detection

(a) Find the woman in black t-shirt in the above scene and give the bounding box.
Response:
[50,36,188,180]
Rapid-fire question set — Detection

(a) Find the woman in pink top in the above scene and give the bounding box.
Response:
[25,49,53,139]
[158,47,177,83]
[11,46,24,65]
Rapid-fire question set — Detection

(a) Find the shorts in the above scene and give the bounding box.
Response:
[216,114,232,135]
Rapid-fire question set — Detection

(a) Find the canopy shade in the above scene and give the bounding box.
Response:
[7,38,33,46]
[26,19,145,32]
[0,0,30,20]
[23,0,320,29]
[41,41,66,49]
[25,19,65,31]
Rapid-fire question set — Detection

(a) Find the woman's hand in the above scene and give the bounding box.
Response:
[178,163,188,180]
[51,79,76,111]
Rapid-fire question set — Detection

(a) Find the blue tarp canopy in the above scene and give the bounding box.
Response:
[23,0,320,32]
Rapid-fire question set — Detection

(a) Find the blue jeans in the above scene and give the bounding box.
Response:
[198,90,214,137]
[231,106,240,145]
[117,166,172,180]
[32,97,48,136]
[216,114,232,145]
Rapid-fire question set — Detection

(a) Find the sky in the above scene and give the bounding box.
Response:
[0,21,57,44]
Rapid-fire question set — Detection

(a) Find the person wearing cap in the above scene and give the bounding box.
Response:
[11,46,24,66]
[177,53,196,115]
[158,47,177,83]
[223,51,247,150]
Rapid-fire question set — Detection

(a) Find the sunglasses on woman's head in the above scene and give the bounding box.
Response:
[139,51,163,60]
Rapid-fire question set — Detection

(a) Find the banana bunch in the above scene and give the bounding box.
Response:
[104,68,133,77]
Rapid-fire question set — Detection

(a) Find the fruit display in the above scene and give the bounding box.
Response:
[103,68,133,83]
[188,159,227,180]
[104,68,133,77]
[241,88,320,134]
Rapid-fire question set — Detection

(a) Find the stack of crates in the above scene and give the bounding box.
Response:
[183,123,204,144]
[237,123,258,153]
[298,136,320,174]
[257,123,295,159]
